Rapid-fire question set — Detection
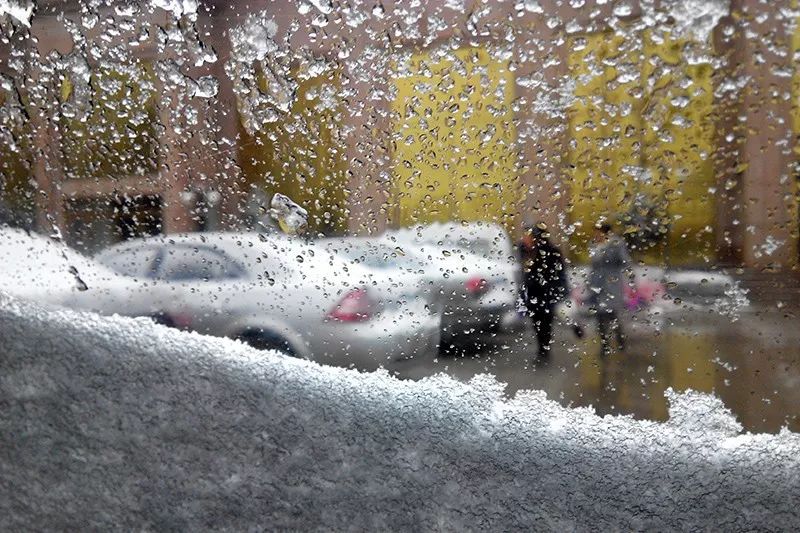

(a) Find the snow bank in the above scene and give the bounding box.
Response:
[1,294,798,530]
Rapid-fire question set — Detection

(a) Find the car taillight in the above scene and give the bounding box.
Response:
[327,288,375,322]
[465,276,490,295]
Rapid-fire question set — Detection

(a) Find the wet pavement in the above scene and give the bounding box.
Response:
[395,303,800,433]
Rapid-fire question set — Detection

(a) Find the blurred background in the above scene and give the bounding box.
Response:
[0,1,796,268]
[0,0,799,432]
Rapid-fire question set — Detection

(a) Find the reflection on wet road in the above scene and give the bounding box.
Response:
[395,306,800,433]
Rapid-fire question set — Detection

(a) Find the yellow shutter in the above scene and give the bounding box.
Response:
[239,69,348,235]
[390,47,519,232]
[568,30,716,265]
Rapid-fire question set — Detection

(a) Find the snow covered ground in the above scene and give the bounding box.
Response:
[1,293,798,530]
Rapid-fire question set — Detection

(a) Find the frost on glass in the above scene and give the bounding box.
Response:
[1,0,800,527]
[1,295,799,529]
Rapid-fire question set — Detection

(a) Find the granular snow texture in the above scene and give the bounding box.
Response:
[1,294,799,530]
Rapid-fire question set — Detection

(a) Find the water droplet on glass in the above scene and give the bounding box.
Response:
[270,193,308,235]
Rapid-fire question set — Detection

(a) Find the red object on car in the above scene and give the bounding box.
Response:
[625,280,666,310]
[328,288,375,322]
[464,276,490,296]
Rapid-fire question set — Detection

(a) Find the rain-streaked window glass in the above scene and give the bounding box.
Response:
[1,0,799,529]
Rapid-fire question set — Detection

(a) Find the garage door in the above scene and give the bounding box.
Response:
[391,46,520,232]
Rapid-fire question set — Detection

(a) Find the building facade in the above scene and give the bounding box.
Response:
[0,0,797,269]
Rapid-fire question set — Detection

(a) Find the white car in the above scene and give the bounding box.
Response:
[384,221,523,340]
[0,226,134,307]
[88,232,441,371]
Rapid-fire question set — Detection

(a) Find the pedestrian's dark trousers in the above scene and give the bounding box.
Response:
[597,310,624,355]
[529,305,555,357]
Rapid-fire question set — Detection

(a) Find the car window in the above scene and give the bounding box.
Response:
[327,241,422,270]
[247,239,303,280]
[95,247,160,278]
[157,246,243,282]
[441,236,492,256]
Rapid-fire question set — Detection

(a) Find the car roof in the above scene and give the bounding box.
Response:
[96,232,376,276]
[0,226,120,289]
[95,231,294,255]
[390,221,510,242]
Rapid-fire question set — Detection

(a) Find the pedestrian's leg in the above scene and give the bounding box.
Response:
[536,308,554,358]
[597,312,612,357]
[526,306,540,353]
[612,311,625,351]
[526,305,538,332]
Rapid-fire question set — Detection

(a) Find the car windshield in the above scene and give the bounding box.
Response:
[328,241,423,270]
[442,237,493,255]
[1,1,799,530]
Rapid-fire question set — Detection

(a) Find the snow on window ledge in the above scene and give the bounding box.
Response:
[1,293,798,530]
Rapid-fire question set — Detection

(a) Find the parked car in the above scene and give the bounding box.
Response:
[663,270,742,306]
[87,232,441,370]
[383,221,523,340]
[393,221,518,264]
[0,226,134,307]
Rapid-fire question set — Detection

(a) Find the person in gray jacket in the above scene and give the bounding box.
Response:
[588,222,633,357]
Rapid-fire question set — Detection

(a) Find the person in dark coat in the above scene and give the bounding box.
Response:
[518,223,570,359]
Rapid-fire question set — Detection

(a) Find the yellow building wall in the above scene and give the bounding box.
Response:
[60,63,159,180]
[239,70,348,235]
[568,33,644,254]
[642,35,716,264]
[390,47,520,231]
[568,31,716,265]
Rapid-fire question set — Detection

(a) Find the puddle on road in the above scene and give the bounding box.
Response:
[397,308,800,433]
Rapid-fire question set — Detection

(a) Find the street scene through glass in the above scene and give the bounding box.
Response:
[1,0,799,530]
